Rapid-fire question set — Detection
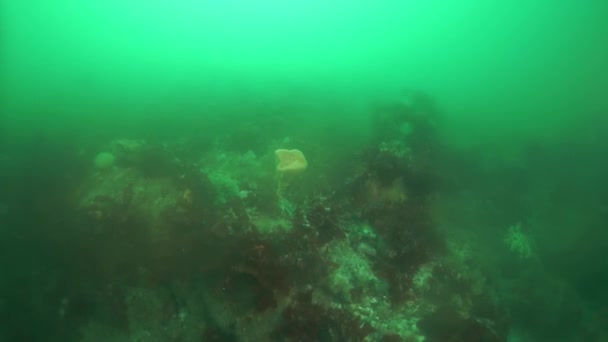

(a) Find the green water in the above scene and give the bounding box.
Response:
[1,1,607,341]
[4,1,607,143]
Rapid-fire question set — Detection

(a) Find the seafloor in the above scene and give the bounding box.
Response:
[0,92,605,341]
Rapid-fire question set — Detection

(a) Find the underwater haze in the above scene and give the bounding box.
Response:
[1,1,608,341]
[3,1,608,145]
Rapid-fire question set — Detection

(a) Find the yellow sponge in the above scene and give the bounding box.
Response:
[275,149,308,174]
[275,149,308,196]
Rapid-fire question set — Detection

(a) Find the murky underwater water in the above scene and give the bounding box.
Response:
[1,1,607,341]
